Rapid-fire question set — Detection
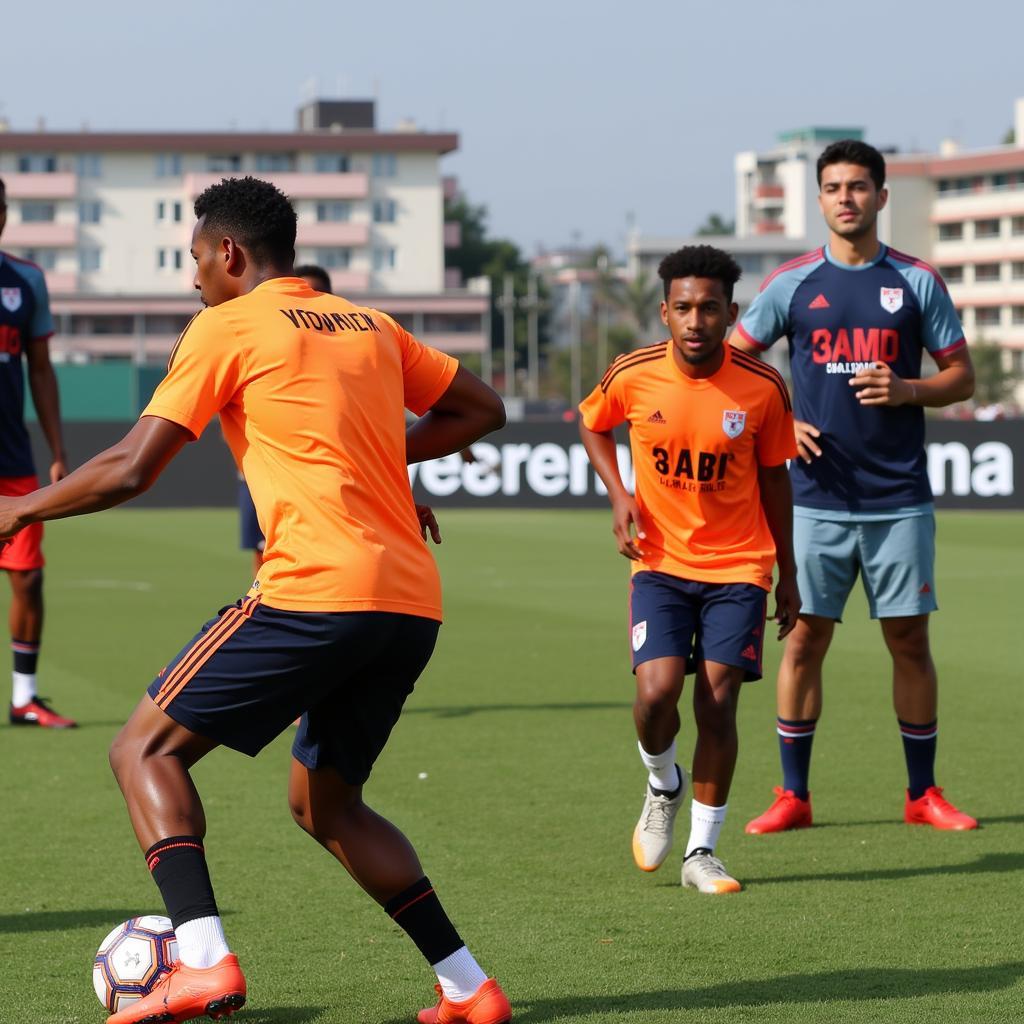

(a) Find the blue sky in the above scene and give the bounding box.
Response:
[3,0,1021,254]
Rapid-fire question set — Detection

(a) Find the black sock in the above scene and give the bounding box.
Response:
[12,638,39,675]
[145,836,219,929]
[385,877,463,965]
[899,719,938,800]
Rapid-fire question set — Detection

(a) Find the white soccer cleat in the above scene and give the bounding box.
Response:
[681,849,742,894]
[631,766,687,871]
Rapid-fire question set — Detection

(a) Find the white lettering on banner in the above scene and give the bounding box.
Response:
[927,441,1012,497]
[410,442,634,498]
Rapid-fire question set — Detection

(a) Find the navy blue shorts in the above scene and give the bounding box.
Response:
[238,481,264,552]
[628,571,768,681]
[147,597,440,785]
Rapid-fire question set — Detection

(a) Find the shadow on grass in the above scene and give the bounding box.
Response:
[228,1009,325,1024]
[404,701,630,719]
[433,962,1024,1023]
[0,907,234,934]
[743,850,1024,886]
[810,812,1024,829]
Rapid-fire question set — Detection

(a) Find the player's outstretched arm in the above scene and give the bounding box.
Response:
[579,422,645,560]
[405,366,505,465]
[757,462,800,638]
[0,416,192,538]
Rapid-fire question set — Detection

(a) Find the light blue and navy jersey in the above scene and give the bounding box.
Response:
[0,252,54,477]
[736,245,965,512]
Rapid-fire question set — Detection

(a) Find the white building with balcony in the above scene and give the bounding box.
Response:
[0,100,485,361]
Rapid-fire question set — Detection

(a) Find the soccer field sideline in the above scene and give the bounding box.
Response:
[1,507,1021,1024]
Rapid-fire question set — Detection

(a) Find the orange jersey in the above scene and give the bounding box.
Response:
[579,342,796,589]
[143,277,458,618]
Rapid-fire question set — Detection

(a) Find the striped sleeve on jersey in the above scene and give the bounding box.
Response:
[599,341,668,393]
[166,311,203,372]
[758,247,825,293]
[730,349,793,412]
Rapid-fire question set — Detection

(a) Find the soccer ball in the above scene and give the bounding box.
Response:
[93,916,178,1012]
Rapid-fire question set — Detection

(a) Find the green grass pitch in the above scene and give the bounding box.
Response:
[1,508,1021,1023]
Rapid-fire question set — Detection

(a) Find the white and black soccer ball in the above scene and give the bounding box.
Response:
[92,915,178,1012]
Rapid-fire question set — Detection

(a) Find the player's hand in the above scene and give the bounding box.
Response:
[794,421,822,463]
[0,497,27,542]
[849,362,913,406]
[611,494,645,560]
[415,504,442,544]
[773,572,801,640]
[49,459,69,484]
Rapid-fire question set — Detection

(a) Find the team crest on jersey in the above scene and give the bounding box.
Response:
[722,410,746,439]
[632,620,647,652]
[880,287,903,314]
[1,288,22,313]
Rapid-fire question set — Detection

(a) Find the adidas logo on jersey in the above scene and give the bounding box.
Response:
[808,294,830,309]
[647,410,667,423]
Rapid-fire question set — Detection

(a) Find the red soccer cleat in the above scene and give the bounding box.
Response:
[904,786,978,830]
[417,979,512,1024]
[9,696,77,728]
[106,954,246,1024]
[745,786,813,834]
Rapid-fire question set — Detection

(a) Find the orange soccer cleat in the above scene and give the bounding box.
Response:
[904,786,978,830]
[417,979,512,1024]
[744,786,813,834]
[106,954,246,1024]
[9,696,77,728]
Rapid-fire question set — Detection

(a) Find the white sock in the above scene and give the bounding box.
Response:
[12,671,36,707]
[175,915,230,969]
[433,945,488,1002]
[638,740,679,792]
[685,799,728,857]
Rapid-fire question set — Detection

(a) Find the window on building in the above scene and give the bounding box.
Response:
[20,202,56,223]
[373,247,396,271]
[1009,349,1024,374]
[314,247,352,269]
[937,222,963,241]
[316,201,352,222]
[17,154,57,173]
[974,218,1001,239]
[992,173,1009,190]
[937,179,952,194]
[254,153,296,172]
[1012,261,1024,280]
[371,153,397,177]
[207,154,241,173]
[19,248,57,269]
[156,154,183,177]
[974,263,1001,283]
[975,306,1001,327]
[78,248,101,273]
[1012,306,1024,326]
[373,199,397,223]
[314,154,351,173]
[942,265,964,285]
[76,154,102,178]
[1012,216,1024,236]
[157,248,183,271]
[156,200,183,224]
[78,200,102,224]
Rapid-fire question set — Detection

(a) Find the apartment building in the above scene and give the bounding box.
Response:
[0,99,486,361]
[883,98,1024,376]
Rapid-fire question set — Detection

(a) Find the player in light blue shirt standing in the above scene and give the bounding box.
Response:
[732,140,978,833]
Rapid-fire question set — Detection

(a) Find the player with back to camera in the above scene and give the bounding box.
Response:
[579,245,799,894]
[0,177,75,729]
[733,139,978,834]
[0,176,512,1024]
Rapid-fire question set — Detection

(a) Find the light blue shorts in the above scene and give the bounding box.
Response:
[794,512,938,621]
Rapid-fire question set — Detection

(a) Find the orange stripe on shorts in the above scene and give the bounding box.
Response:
[155,611,251,710]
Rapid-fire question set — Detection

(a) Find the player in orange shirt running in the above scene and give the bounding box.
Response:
[580,245,799,894]
[0,177,510,1024]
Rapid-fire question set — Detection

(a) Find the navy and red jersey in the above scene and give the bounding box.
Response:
[0,253,54,477]
[736,245,965,512]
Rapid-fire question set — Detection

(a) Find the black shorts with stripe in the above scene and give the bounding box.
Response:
[147,597,440,785]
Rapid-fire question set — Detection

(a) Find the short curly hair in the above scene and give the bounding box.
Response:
[194,175,296,265]
[657,245,742,302]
